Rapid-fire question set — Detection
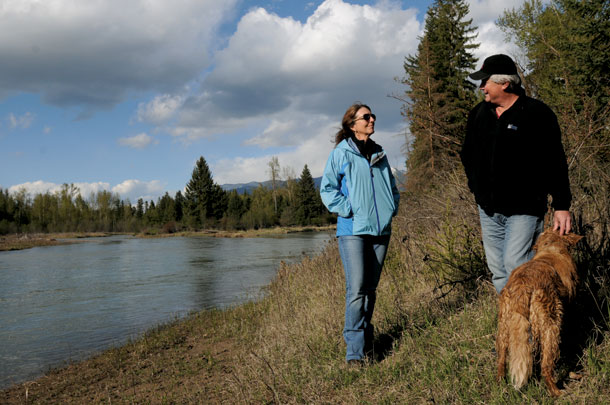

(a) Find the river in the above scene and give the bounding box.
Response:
[0,232,332,389]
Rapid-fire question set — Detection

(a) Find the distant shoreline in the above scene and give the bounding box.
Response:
[0,226,336,251]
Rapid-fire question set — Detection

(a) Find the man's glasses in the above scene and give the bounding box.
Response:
[354,113,376,122]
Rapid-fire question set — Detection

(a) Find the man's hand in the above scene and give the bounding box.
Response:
[553,210,572,235]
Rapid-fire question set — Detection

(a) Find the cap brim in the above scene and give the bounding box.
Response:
[469,70,490,80]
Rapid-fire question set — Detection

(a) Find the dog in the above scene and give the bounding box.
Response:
[496,229,582,397]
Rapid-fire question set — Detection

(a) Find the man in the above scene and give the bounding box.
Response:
[460,54,572,293]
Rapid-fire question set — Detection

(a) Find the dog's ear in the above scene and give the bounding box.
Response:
[563,233,583,246]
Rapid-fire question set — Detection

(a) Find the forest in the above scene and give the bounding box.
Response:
[0,159,333,234]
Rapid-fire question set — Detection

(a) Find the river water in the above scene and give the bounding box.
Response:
[0,232,332,388]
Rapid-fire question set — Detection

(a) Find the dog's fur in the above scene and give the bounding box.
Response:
[496,229,582,397]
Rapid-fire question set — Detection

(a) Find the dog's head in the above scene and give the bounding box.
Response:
[533,229,583,253]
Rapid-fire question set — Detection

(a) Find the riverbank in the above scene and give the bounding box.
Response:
[0,232,112,251]
[136,225,336,239]
[0,225,336,251]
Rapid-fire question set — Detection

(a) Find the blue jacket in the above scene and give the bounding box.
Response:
[320,138,400,236]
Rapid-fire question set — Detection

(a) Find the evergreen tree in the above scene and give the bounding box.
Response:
[157,192,176,223]
[295,165,320,225]
[174,190,184,222]
[146,200,158,225]
[401,0,478,190]
[184,156,227,228]
[0,189,16,234]
[136,198,144,219]
[226,190,246,219]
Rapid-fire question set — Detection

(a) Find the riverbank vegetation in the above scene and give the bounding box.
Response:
[2,0,609,402]
[0,161,332,236]
[2,169,609,403]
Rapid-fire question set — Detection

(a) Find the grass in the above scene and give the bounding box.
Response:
[2,179,609,403]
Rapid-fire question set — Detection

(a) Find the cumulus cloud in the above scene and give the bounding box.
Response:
[111,179,166,202]
[7,112,35,129]
[118,133,158,149]
[0,0,237,111]
[169,0,423,143]
[205,0,528,184]
[8,179,167,203]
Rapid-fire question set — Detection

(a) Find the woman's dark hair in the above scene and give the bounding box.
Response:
[334,103,371,146]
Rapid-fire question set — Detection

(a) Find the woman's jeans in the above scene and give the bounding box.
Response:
[338,234,390,361]
[478,207,543,293]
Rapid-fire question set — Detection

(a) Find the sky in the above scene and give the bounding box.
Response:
[0,0,526,203]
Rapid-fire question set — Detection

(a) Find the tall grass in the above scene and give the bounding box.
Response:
[2,171,609,404]
[222,170,610,403]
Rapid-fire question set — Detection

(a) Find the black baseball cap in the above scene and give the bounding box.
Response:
[469,54,518,81]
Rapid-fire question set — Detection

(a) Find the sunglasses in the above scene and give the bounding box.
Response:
[354,113,376,122]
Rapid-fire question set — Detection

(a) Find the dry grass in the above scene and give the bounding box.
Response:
[2,172,609,404]
[0,232,112,251]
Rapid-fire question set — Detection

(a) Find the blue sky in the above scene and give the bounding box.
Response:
[0,0,524,203]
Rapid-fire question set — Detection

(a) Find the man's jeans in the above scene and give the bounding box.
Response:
[478,207,543,293]
[338,234,390,361]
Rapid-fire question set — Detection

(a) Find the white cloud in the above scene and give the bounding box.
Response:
[204,0,528,184]
[118,133,157,149]
[466,0,525,64]
[212,119,406,185]
[7,112,35,129]
[0,0,238,111]
[8,181,111,198]
[136,94,184,125]
[169,0,422,142]
[111,179,166,202]
[7,179,167,203]
[467,0,526,23]
[43,126,52,134]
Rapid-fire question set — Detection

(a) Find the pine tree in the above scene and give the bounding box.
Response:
[174,190,184,222]
[184,156,227,228]
[158,192,176,223]
[136,198,144,219]
[401,0,478,190]
[295,165,320,226]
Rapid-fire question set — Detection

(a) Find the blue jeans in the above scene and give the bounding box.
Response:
[478,207,543,293]
[338,234,390,361]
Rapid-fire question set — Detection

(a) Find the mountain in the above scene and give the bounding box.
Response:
[221,169,406,195]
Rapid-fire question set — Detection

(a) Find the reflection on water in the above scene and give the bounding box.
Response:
[0,232,332,388]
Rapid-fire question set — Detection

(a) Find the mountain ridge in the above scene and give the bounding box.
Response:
[221,169,406,195]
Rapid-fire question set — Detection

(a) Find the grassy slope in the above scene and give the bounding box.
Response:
[2,184,609,404]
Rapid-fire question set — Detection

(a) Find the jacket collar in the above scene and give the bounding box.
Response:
[343,137,385,165]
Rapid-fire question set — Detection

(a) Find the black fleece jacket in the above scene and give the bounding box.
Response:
[460,94,571,217]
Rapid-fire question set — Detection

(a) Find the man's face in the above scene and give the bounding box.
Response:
[479,78,508,105]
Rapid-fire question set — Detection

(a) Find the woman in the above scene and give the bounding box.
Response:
[320,103,400,365]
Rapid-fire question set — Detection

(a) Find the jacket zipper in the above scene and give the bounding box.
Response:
[369,163,381,235]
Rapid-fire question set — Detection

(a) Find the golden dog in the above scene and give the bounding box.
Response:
[496,229,582,397]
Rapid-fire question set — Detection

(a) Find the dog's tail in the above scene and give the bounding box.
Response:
[508,311,533,389]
